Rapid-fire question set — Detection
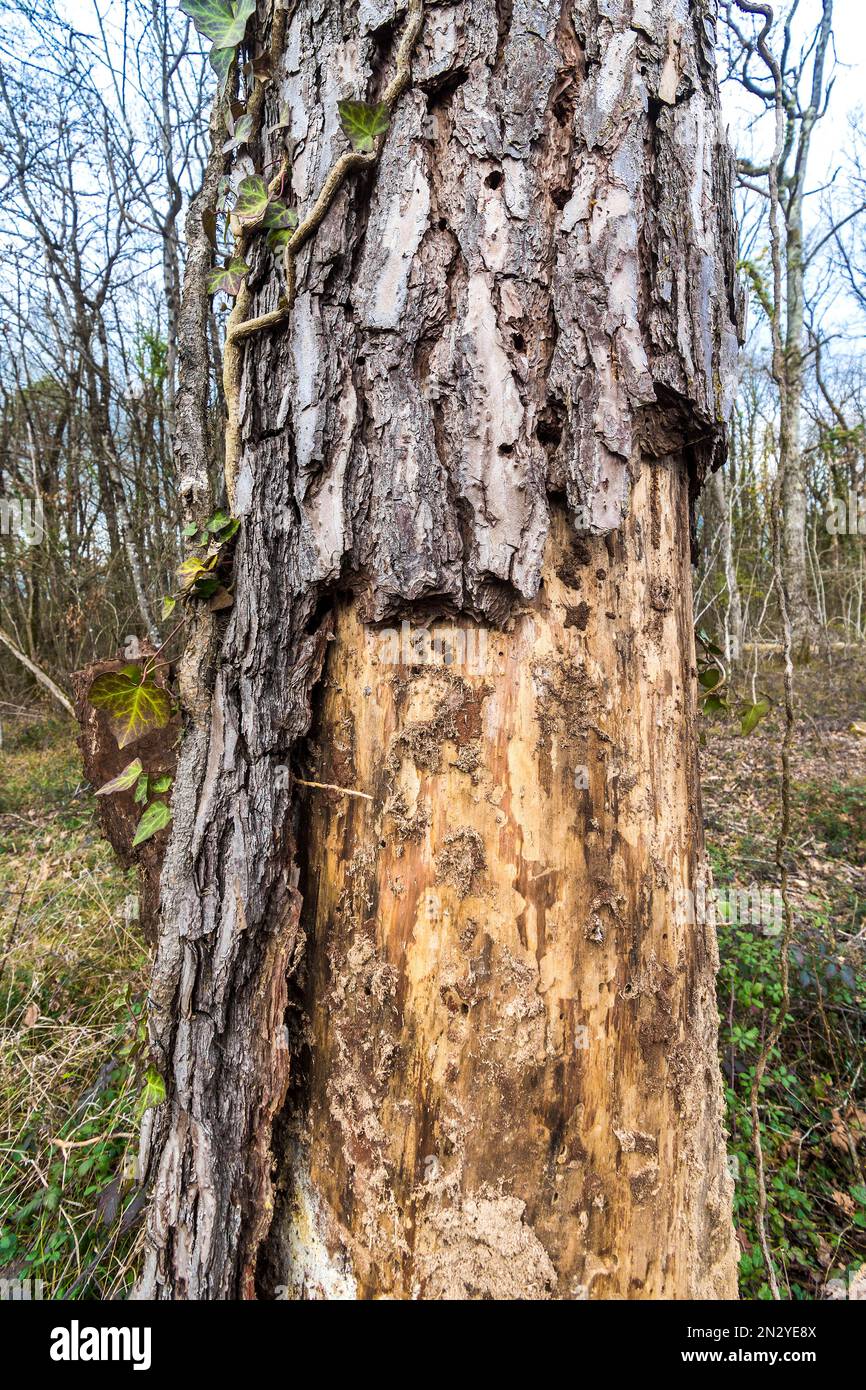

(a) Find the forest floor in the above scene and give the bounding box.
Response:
[700,649,866,1298]
[0,651,864,1300]
[0,712,146,1298]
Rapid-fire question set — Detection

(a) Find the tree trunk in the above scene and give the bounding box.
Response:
[780,203,812,660]
[136,0,742,1300]
[779,0,833,662]
[707,466,742,663]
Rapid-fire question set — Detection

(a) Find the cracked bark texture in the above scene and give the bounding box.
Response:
[136,0,741,1299]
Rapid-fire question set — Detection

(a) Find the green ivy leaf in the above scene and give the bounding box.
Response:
[192,575,221,599]
[264,199,299,252]
[152,774,173,794]
[207,256,249,297]
[212,517,240,543]
[740,697,771,737]
[235,175,270,225]
[132,800,173,849]
[698,666,723,690]
[161,596,177,620]
[179,0,255,51]
[89,669,172,750]
[134,774,149,805]
[696,627,724,658]
[703,694,728,717]
[94,759,143,796]
[263,199,298,233]
[223,111,253,152]
[209,44,235,101]
[207,509,233,531]
[266,229,292,252]
[136,1064,167,1116]
[338,100,389,152]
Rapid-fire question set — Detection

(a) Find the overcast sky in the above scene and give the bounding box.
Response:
[721,0,863,216]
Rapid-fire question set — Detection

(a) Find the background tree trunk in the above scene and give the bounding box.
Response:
[780,199,811,658]
[137,0,742,1299]
[706,466,743,662]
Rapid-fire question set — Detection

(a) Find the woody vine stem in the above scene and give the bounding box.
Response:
[222,0,425,510]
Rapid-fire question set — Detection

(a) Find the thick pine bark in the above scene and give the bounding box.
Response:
[136,0,742,1299]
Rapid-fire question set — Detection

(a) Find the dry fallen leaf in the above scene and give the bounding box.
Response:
[816,1235,833,1268]
[830,1190,856,1216]
[22,1002,39,1028]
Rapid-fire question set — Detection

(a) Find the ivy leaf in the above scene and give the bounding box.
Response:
[152,774,173,794]
[89,668,172,750]
[698,666,723,690]
[180,0,255,50]
[95,759,143,797]
[216,175,233,212]
[209,44,235,101]
[178,556,208,584]
[192,575,221,599]
[267,229,291,252]
[132,800,173,849]
[134,774,149,805]
[338,100,389,152]
[268,102,291,134]
[222,111,253,152]
[263,199,298,233]
[235,174,270,225]
[207,509,233,531]
[207,256,250,297]
[740,697,771,737]
[162,596,177,620]
[264,199,299,251]
[209,585,235,612]
[136,1064,167,1116]
[696,627,724,658]
[703,694,728,717]
[178,555,219,595]
[248,52,271,81]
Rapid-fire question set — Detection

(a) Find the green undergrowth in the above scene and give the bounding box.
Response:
[0,711,149,1298]
[703,654,866,1298]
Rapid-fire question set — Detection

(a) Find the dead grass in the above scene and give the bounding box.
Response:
[0,710,149,1298]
